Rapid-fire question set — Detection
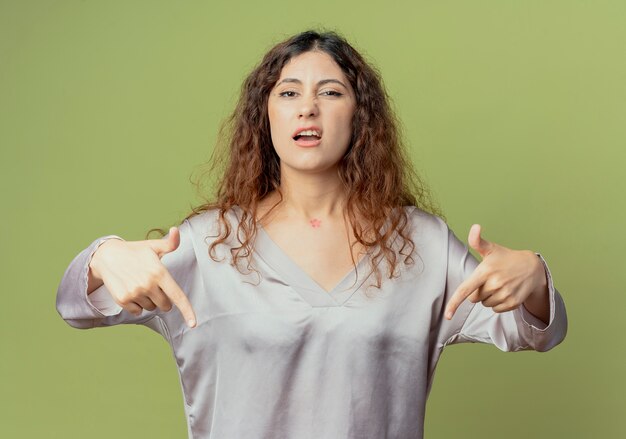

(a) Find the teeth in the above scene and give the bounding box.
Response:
[296,129,321,137]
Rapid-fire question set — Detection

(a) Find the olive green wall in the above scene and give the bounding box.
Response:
[1,1,623,437]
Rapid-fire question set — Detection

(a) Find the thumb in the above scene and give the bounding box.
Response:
[468,224,495,258]
[148,226,181,257]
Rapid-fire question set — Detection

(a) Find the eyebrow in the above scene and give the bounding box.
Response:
[275,78,348,89]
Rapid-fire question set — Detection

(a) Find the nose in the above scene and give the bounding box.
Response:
[298,94,318,118]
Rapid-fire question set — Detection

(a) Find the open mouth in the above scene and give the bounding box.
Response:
[293,134,321,141]
[293,134,322,147]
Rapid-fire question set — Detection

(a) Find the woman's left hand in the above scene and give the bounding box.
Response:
[444,224,548,320]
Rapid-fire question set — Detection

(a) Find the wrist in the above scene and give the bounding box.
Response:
[89,238,122,280]
[532,252,549,297]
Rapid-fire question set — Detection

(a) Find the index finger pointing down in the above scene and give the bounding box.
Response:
[445,272,485,320]
[159,270,196,328]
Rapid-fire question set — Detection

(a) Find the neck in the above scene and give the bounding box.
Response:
[268,165,347,223]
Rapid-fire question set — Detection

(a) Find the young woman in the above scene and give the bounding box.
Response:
[56,29,567,438]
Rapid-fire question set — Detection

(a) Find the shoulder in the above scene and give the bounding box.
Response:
[184,206,238,227]
[182,206,243,245]
[389,206,453,277]
[387,206,452,261]
[402,205,449,237]
[403,207,470,263]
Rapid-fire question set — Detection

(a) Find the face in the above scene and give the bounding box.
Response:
[267,50,356,174]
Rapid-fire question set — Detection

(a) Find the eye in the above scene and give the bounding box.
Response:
[277,90,343,98]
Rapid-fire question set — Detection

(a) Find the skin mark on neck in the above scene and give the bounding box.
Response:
[309,218,322,228]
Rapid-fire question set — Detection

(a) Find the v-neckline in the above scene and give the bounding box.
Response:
[228,205,409,307]
[254,223,374,307]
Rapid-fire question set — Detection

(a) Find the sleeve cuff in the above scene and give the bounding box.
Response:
[85,235,125,317]
[87,284,123,316]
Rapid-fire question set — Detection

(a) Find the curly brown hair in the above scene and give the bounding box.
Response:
[146,28,445,290]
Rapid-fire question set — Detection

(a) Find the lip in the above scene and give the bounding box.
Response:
[292,125,322,138]
[293,137,322,147]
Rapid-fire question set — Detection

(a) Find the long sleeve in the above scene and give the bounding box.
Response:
[55,220,195,330]
[88,280,124,316]
[442,226,568,352]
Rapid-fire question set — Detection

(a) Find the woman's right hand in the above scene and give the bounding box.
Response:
[89,227,197,328]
